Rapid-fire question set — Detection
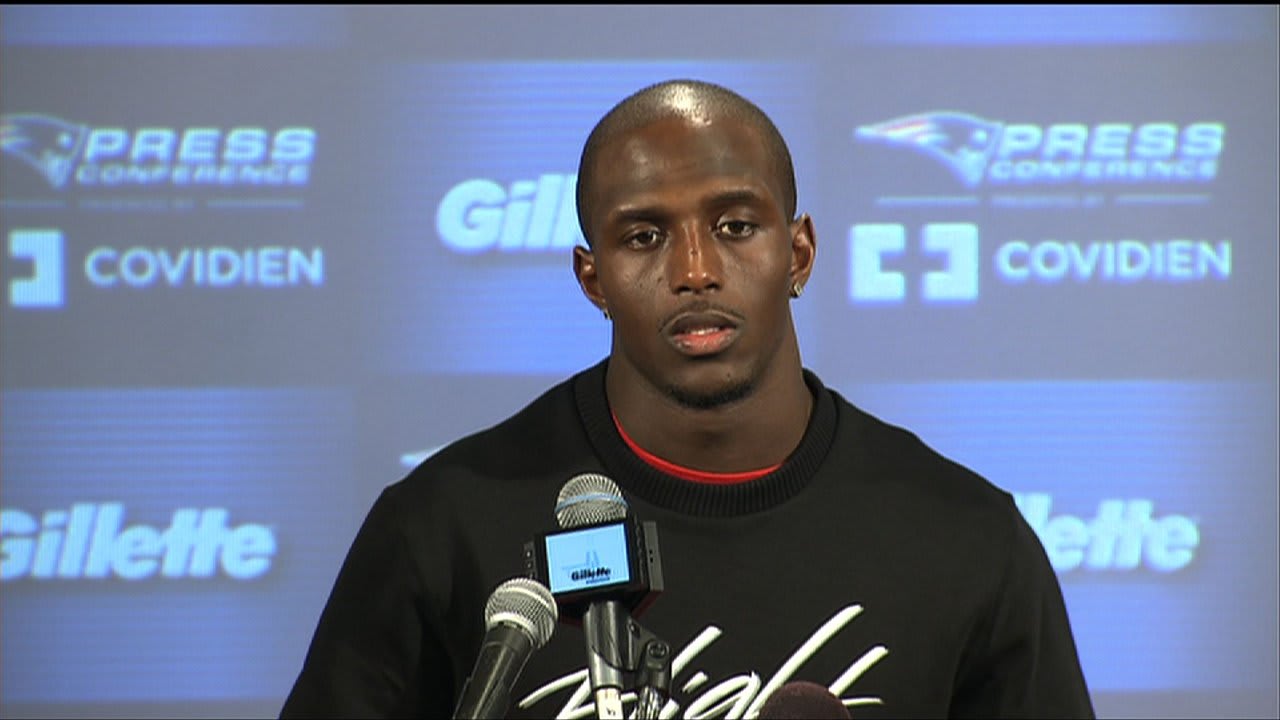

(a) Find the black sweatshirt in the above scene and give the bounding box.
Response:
[282,360,1094,718]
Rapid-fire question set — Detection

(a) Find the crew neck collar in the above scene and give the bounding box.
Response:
[573,359,838,517]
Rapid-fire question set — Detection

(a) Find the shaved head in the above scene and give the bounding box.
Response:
[575,79,797,246]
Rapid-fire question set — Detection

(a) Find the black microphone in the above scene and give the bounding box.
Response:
[757,681,852,719]
[453,577,558,720]
[555,473,631,720]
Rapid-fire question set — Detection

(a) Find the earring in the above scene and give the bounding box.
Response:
[789,281,804,299]
[602,308,612,320]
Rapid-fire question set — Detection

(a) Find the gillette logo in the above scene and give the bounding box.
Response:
[0,113,315,189]
[570,567,612,582]
[1014,493,1200,573]
[564,550,613,587]
[438,174,586,253]
[854,112,1223,188]
[0,503,277,581]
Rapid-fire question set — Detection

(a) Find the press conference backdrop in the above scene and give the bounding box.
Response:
[0,5,1276,719]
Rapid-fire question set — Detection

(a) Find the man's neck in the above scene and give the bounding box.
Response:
[604,353,813,474]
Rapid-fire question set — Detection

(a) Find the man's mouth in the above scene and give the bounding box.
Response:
[665,311,741,356]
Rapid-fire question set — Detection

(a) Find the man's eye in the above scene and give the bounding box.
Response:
[717,220,757,238]
[625,230,662,248]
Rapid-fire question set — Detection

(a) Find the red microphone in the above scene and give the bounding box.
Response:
[757,681,851,719]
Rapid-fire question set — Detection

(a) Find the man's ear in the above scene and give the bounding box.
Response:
[789,213,817,288]
[573,245,608,312]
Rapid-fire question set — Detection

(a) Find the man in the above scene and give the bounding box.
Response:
[282,79,1094,719]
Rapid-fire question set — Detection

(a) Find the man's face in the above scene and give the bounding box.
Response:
[574,114,815,410]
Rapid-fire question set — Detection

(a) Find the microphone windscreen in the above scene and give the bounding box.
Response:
[484,577,557,648]
[757,681,851,719]
[555,472,627,528]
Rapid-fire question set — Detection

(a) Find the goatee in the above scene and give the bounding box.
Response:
[663,377,754,410]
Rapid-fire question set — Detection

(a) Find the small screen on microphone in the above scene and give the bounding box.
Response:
[525,516,662,620]
[544,521,632,594]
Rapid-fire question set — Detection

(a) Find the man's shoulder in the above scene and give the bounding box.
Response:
[826,385,1015,514]
[823,384,1045,584]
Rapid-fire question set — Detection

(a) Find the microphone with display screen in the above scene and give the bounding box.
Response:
[559,474,631,720]
[452,577,558,720]
[531,473,664,621]
[757,681,852,719]
[523,473,667,720]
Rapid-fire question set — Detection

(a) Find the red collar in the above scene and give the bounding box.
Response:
[610,411,780,485]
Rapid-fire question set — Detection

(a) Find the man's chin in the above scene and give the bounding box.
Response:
[662,377,754,411]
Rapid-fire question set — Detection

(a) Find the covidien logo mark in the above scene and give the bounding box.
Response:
[438,174,585,253]
[995,238,1230,283]
[850,223,1232,303]
[84,246,324,288]
[1013,493,1200,573]
[7,228,325,308]
[0,503,277,581]
[1,113,315,189]
[854,112,1223,188]
[849,223,979,303]
[8,229,65,308]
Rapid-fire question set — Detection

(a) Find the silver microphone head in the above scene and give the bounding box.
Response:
[485,577,558,649]
[555,472,628,529]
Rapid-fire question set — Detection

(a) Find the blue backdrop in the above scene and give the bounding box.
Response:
[1,5,1276,718]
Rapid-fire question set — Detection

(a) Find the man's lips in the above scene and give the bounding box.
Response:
[663,309,742,356]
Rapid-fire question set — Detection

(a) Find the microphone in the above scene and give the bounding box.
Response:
[556,474,631,720]
[757,681,852,719]
[453,577,558,720]
[555,471,629,528]
[539,472,662,621]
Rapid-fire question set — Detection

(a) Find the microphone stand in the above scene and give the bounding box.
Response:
[583,609,672,720]
[633,634,672,720]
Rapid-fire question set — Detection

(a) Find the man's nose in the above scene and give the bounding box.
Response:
[667,223,723,294]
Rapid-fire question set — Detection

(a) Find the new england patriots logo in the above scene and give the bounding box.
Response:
[854,112,1003,188]
[0,113,90,189]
